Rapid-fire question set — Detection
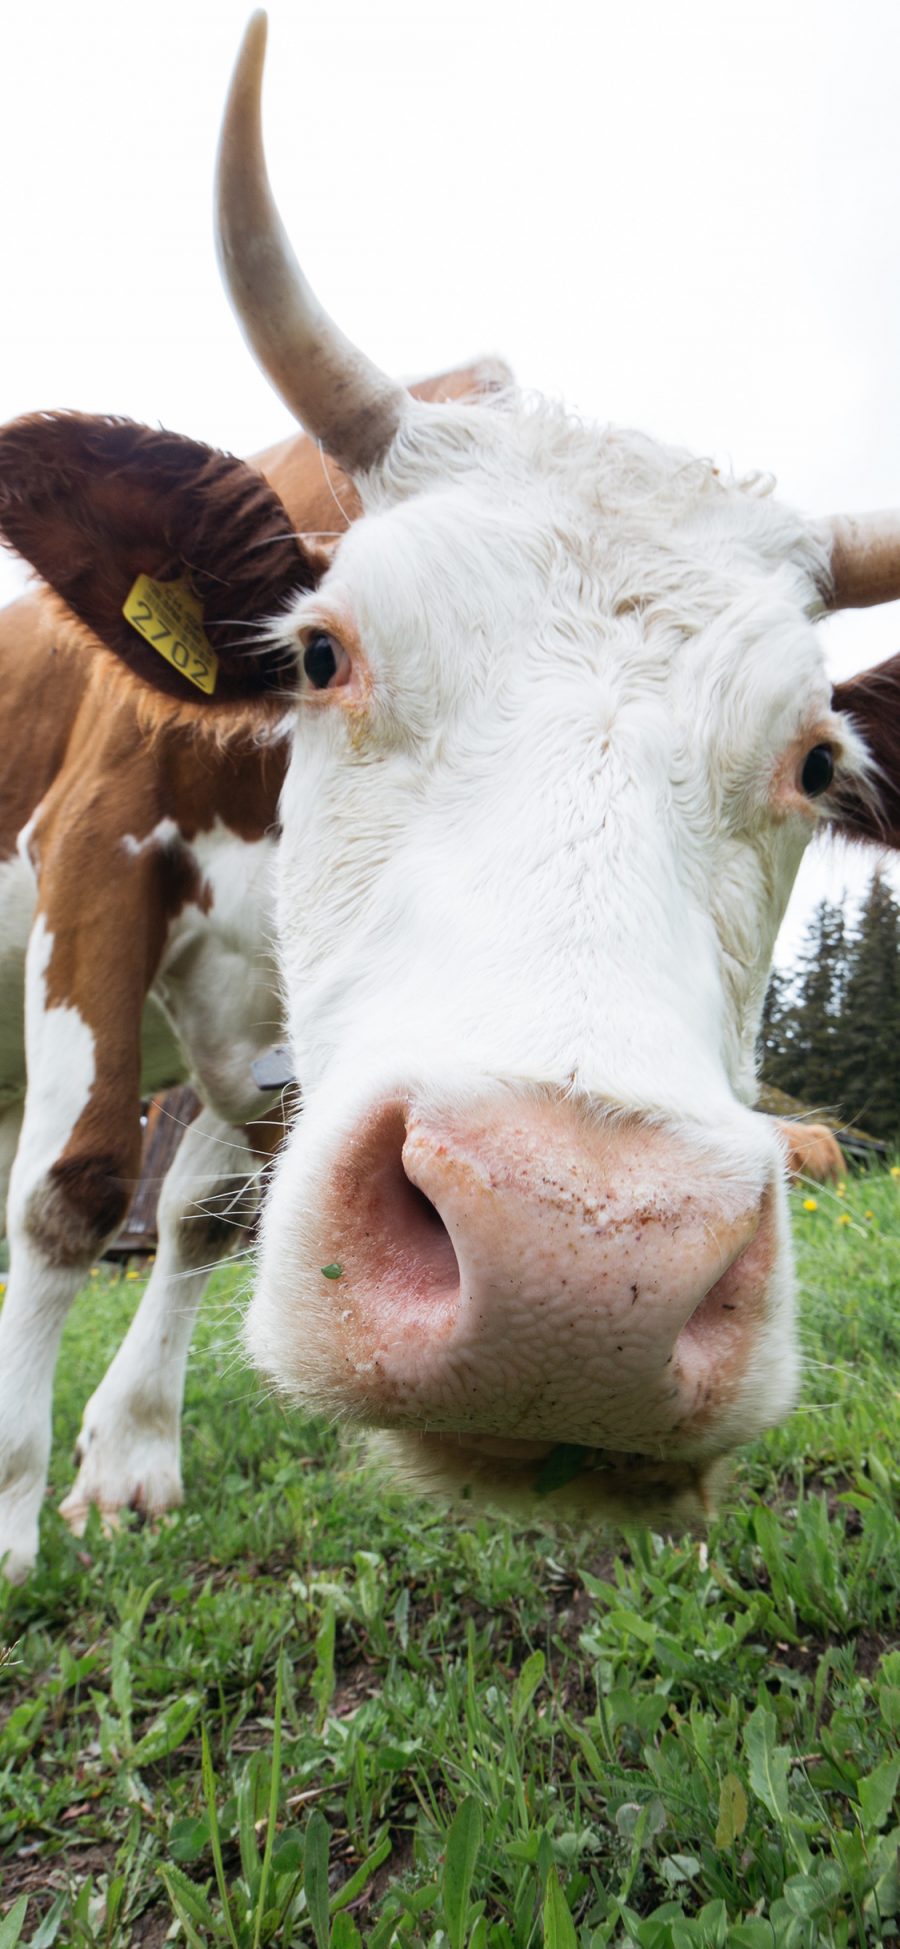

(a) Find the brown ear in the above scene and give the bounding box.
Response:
[0,413,318,707]
[831,653,900,846]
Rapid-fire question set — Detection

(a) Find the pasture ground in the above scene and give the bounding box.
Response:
[1,1172,899,1948]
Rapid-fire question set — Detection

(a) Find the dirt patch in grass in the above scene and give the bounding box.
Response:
[130,1908,172,1948]
[332,1656,382,1719]
[367,1823,416,1910]
[849,1627,893,1677]
[769,1624,892,1689]
[1,1837,117,1909]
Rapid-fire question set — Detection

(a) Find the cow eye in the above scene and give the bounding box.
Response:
[800,744,835,798]
[302,630,350,690]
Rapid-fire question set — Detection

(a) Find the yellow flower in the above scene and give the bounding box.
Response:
[837,1213,851,1227]
[90,1268,99,1278]
[836,1180,846,1198]
[892,1166,900,1180]
[865,1210,874,1221]
[802,1197,818,1212]
[125,1269,140,1280]
[0,1283,6,1295]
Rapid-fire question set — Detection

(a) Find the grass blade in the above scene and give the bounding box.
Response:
[0,1897,28,1949]
[443,1795,483,1949]
[158,1865,218,1949]
[542,1866,578,1948]
[744,1705,790,1824]
[304,1806,330,1949]
[511,1649,545,1728]
[330,1831,392,1913]
[252,1650,285,1949]
[201,1721,242,1949]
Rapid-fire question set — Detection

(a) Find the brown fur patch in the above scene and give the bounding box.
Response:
[832,652,900,846]
[0,596,92,862]
[25,1152,134,1266]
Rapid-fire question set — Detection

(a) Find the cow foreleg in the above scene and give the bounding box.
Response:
[0,1178,133,1583]
[0,1133,137,1578]
[59,1109,260,1533]
[0,1241,88,1580]
[0,918,144,1580]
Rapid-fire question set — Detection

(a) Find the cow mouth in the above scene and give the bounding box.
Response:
[371,1426,727,1524]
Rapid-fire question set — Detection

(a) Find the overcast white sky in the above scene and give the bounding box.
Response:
[3,0,900,967]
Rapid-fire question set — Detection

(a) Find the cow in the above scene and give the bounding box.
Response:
[2,13,900,1575]
[776,1121,846,1185]
[208,16,900,1522]
[0,363,498,1585]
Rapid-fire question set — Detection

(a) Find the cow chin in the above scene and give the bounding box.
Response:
[368,1429,734,1529]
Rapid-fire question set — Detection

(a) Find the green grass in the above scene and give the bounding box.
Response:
[1,1171,898,1947]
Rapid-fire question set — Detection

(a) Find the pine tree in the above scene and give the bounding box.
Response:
[839,872,900,1141]
[789,900,848,1113]
[758,965,799,1093]
[759,878,900,1139]
[759,900,848,1107]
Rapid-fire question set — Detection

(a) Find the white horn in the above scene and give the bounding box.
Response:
[215,12,409,473]
[819,511,900,609]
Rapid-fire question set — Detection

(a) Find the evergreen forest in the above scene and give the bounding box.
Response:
[761,871,900,1141]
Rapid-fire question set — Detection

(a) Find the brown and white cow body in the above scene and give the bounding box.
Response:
[0,374,494,1581]
[0,592,286,1581]
[3,14,900,1577]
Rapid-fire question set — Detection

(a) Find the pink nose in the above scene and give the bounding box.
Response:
[318,1096,776,1453]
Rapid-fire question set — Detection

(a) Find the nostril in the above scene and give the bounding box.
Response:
[345,1105,460,1319]
[388,1157,459,1300]
[673,1187,775,1364]
[407,1180,445,1231]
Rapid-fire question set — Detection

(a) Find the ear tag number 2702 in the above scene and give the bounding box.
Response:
[123,573,219,696]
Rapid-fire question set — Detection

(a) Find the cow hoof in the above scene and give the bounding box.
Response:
[58,1496,124,1539]
[0,1547,36,1584]
[0,1469,44,1581]
[0,1517,39,1584]
[59,1435,184,1535]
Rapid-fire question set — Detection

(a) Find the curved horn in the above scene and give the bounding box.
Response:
[818,511,900,609]
[215,12,408,473]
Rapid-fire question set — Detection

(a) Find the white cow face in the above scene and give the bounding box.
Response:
[246,400,868,1522]
[207,14,900,1523]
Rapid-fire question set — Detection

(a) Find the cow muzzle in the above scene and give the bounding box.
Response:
[250,1092,793,1488]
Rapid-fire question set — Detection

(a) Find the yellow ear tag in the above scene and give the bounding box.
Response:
[123,574,219,696]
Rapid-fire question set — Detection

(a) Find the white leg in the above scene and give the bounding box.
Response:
[0,922,105,1581]
[60,1109,259,1532]
[0,1241,87,1581]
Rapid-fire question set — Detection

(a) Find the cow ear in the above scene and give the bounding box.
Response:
[0,412,319,707]
[831,652,900,846]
